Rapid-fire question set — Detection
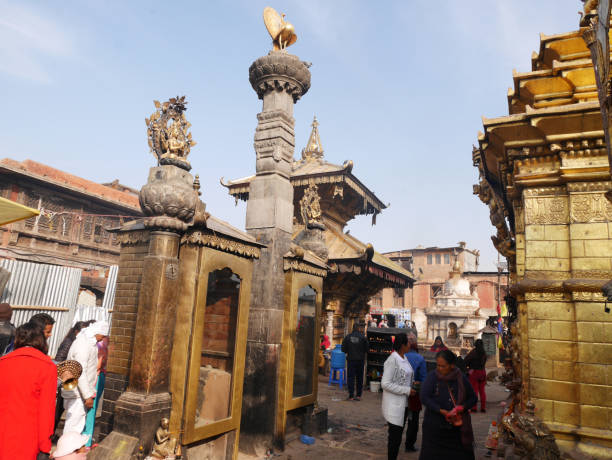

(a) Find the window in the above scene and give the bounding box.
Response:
[293,286,317,398]
[427,254,432,264]
[444,254,450,264]
[431,284,443,297]
[194,268,241,427]
[435,254,441,264]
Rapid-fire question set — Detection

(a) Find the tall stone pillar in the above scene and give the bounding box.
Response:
[240,51,311,452]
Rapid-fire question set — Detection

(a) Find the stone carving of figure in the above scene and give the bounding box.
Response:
[151,418,176,459]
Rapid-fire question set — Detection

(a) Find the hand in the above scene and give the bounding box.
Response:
[410,389,416,396]
[84,397,94,409]
[455,405,464,414]
[440,409,449,417]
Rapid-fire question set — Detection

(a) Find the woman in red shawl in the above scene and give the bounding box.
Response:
[0,322,57,460]
[430,336,448,353]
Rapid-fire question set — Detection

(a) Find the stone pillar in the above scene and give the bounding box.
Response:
[240,51,310,453]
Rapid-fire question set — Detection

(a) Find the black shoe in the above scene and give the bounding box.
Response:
[346,396,354,401]
[354,396,361,401]
[405,446,418,452]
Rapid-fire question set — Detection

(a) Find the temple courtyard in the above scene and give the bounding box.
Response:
[238,372,509,460]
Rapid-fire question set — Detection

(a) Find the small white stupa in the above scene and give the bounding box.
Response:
[425,258,486,347]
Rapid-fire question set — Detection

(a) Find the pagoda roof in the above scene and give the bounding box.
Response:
[291,223,414,287]
[223,116,386,225]
[508,26,612,113]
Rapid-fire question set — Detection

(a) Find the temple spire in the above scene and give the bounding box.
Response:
[301,115,324,161]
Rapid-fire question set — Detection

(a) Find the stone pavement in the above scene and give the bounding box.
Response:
[240,371,508,460]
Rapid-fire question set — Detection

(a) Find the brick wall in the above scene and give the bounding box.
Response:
[99,236,148,436]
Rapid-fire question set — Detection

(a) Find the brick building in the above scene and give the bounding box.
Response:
[0,158,142,299]
[370,243,508,335]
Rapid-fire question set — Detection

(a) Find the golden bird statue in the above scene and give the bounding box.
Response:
[263,6,297,51]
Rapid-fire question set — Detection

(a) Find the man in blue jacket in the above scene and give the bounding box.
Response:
[404,340,427,452]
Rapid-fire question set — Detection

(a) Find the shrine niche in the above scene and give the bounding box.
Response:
[275,264,325,444]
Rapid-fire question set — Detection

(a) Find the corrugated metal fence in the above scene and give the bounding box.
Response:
[0,259,82,357]
[72,265,117,326]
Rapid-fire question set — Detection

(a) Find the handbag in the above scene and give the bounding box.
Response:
[446,383,463,427]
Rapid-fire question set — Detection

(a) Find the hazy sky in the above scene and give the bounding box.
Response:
[0,1,584,270]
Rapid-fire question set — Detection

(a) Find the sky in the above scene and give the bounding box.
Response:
[0,1,584,271]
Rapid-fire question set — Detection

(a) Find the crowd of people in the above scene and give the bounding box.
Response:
[339,324,489,460]
[0,302,109,459]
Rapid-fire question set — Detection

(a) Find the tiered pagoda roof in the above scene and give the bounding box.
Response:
[475,27,609,204]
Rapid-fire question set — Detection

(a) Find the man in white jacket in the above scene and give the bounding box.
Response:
[62,321,109,434]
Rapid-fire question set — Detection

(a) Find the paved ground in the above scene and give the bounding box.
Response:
[239,370,508,460]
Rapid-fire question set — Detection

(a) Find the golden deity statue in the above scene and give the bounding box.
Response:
[263,6,297,50]
[146,96,196,169]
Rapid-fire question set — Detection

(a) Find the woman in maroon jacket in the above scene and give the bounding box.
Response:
[0,322,57,460]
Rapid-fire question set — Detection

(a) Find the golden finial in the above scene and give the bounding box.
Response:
[302,115,324,161]
[263,6,297,51]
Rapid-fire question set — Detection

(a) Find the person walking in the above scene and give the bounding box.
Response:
[464,339,488,413]
[419,349,477,460]
[0,322,57,460]
[381,333,413,460]
[62,321,109,436]
[0,303,15,356]
[82,336,108,446]
[53,322,88,438]
[404,340,426,452]
[341,323,368,401]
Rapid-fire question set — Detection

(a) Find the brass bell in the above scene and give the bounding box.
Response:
[57,360,83,390]
[62,377,78,391]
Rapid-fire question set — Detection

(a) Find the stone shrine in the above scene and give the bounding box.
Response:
[425,259,486,347]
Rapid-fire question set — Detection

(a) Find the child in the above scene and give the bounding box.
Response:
[51,432,89,459]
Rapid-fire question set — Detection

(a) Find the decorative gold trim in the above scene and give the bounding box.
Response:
[283,258,327,277]
[524,292,568,301]
[181,231,260,259]
[567,181,612,192]
[572,269,612,279]
[118,230,150,245]
[523,186,567,197]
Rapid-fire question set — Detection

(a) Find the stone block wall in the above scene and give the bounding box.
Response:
[99,235,149,436]
[516,184,612,452]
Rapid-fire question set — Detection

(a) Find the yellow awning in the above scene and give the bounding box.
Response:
[0,196,39,226]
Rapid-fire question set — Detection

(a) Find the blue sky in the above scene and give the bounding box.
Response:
[0,1,583,270]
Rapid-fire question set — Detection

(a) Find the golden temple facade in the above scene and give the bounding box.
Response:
[474,26,612,457]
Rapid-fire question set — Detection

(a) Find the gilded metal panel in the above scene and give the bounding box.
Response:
[172,245,253,457]
[275,270,323,442]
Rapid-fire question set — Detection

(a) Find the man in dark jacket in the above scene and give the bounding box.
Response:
[341,323,368,401]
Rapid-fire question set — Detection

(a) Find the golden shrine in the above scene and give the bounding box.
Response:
[473,25,612,458]
[224,116,414,344]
